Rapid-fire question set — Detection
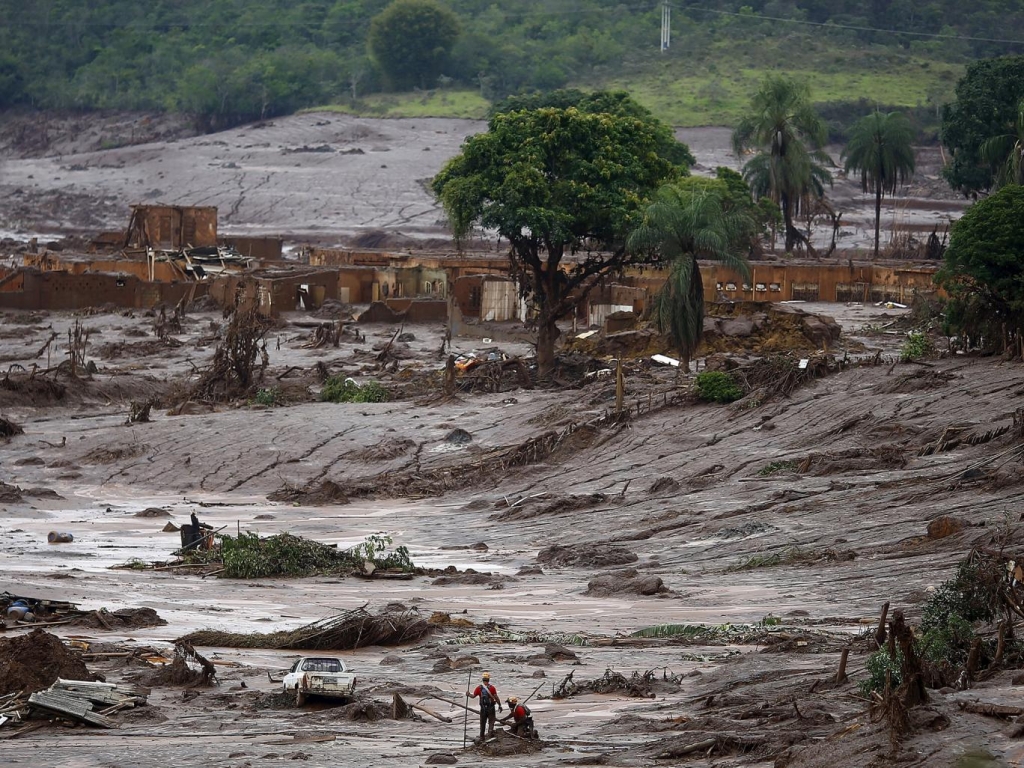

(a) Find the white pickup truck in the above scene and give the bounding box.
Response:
[282,657,357,705]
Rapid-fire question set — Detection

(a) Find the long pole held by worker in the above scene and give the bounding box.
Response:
[521,680,546,706]
[463,668,472,749]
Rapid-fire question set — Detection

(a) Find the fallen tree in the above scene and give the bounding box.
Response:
[178,606,431,650]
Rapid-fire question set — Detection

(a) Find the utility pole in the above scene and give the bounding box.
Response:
[661,1,671,51]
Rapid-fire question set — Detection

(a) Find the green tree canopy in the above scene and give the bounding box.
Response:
[492,89,695,169]
[432,106,678,375]
[733,76,831,254]
[842,110,916,258]
[937,184,1024,354]
[942,56,1024,195]
[979,99,1024,190]
[627,178,752,369]
[368,0,460,91]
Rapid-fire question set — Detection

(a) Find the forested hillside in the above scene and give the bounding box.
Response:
[1,0,1022,129]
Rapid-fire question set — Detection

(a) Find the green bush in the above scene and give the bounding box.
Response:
[860,648,904,695]
[254,387,279,406]
[694,371,743,403]
[217,532,416,578]
[900,331,933,361]
[321,377,389,403]
[758,460,799,476]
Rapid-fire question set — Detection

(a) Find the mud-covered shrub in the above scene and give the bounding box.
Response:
[860,648,904,695]
[900,331,933,362]
[919,557,1000,665]
[694,371,743,403]
[254,387,279,406]
[321,377,389,403]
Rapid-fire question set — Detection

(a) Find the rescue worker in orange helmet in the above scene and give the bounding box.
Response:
[467,671,502,741]
[499,696,536,738]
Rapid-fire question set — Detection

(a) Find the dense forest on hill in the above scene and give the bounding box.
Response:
[1,1,1022,129]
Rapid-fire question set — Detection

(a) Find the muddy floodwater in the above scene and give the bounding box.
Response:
[0,301,1021,768]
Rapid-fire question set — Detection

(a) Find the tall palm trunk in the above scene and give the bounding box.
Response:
[873,174,883,258]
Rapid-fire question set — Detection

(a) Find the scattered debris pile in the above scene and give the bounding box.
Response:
[492,492,611,523]
[28,678,148,729]
[183,304,270,403]
[0,415,23,438]
[0,629,96,696]
[537,544,638,569]
[0,593,165,630]
[178,606,431,651]
[552,669,660,699]
[703,302,842,354]
[71,607,167,631]
[153,532,415,579]
[145,643,216,688]
[0,592,81,626]
[472,729,544,757]
[707,353,843,406]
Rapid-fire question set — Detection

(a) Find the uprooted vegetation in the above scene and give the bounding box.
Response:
[552,669,671,699]
[181,304,270,403]
[145,642,217,688]
[178,606,431,650]
[861,547,1023,699]
[179,532,415,578]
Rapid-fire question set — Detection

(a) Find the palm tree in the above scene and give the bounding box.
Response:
[732,76,831,254]
[980,99,1024,189]
[842,110,916,258]
[627,181,752,371]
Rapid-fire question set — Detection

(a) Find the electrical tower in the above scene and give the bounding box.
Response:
[661,1,671,51]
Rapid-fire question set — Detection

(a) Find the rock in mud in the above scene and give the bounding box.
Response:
[543,643,580,662]
[537,543,638,569]
[432,570,505,586]
[647,477,680,494]
[585,568,668,597]
[927,516,966,540]
[426,754,457,764]
[0,482,22,502]
[135,507,170,517]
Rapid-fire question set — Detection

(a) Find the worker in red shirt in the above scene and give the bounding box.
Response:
[466,671,502,741]
[500,696,537,739]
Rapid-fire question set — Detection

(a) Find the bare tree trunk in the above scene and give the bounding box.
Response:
[536,320,559,380]
[874,176,883,259]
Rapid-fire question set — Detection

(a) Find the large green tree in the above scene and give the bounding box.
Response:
[942,55,1024,196]
[432,106,681,376]
[627,178,752,370]
[937,184,1024,354]
[733,76,831,254]
[842,110,916,258]
[491,89,696,168]
[368,0,460,91]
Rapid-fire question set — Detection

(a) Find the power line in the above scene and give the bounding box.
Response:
[680,4,1024,47]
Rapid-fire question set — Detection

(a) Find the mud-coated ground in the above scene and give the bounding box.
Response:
[0,112,965,251]
[0,302,1022,767]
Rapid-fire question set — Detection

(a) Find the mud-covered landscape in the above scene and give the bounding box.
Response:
[1,4,1024,764]
[0,297,1021,768]
[0,113,964,250]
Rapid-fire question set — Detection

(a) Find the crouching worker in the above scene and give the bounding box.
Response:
[500,696,537,739]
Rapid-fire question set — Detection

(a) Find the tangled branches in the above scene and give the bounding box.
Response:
[189,305,270,402]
